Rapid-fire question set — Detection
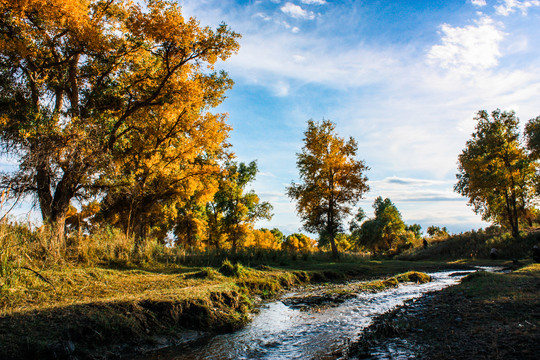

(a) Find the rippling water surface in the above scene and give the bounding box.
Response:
[144,269,490,360]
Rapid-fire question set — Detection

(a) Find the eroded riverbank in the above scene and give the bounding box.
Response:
[139,270,480,360]
[1,261,478,359]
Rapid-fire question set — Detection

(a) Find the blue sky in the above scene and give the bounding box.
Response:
[175,0,540,235]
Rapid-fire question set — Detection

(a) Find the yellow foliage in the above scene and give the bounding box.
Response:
[244,229,282,250]
[287,119,369,258]
[283,233,317,252]
[0,0,240,245]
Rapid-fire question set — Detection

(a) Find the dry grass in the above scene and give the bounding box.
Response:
[0,262,300,316]
[1,220,517,359]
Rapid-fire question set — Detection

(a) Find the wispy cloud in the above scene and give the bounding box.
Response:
[280,2,315,19]
[399,196,463,202]
[254,12,272,21]
[470,0,487,6]
[174,0,540,233]
[301,0,326,4]
[495,0,540,16]
[427,16,505,73]
[382,177,453,186]
[225,33,400,88]
[272,80,290,96]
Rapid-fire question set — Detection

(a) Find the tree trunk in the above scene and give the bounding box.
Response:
[503,189,520,238]
[327,197,339,259]
[50,215,67,256]
[231,226,238,254]
[50,177,78,243]
[329,234,339,259]
[511,194,520,237]
[36,163,53,221]
[511,217,519,238]
[133,215,147,253]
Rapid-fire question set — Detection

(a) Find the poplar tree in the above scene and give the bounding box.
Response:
[287,119,369,258]
[0,0,240,247]
[455,110,537,237]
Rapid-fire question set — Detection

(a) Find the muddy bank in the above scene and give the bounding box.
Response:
[0,289,254,360]
[344,265,540,360]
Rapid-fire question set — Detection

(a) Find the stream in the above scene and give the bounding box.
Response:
[142,268,500,360]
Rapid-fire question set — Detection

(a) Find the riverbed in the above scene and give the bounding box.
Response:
[140,269,493,360]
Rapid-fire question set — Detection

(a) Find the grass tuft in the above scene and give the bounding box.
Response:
[219,259,246,277]
[395,271,432,283]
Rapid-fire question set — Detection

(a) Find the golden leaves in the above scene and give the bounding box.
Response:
[288,119,369,243]
[1,0,242,246]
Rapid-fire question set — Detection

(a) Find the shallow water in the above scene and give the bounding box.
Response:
[143,269,486,360]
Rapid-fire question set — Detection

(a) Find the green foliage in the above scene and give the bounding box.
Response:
[205,161,273,251]
[525,115,540,160]
[352,197,415,253]
[426,225,449,238]
[455,109,538,236]
[406,224,422,239]
[270,228,285,243]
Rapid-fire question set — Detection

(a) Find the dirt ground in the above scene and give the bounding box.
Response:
[345,265,540,360]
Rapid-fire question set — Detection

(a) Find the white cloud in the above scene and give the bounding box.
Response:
[495,0,540,16]
[281,2,315,19]
[356,176,488,232]
[291,26,300,33]
[427,16,505,73]
[301,0,326,4]
[254,12,272,21]
[279,20,291,29]
[226,32,400,89]
[169,0,540,234]
[292,54,305,62]
[470,0,487,6]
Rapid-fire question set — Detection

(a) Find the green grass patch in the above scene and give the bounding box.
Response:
[219,259,247,277]
[456,263,540,301]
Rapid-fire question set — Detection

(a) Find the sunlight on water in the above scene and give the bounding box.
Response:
[145,270,482,360]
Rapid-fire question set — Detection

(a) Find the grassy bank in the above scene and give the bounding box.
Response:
[398,227,540,261]
[347,263,540,359]
[0,221,523,359]
[0,258,475,360]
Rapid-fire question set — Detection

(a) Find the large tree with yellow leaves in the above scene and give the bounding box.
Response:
[0,0,239,246]
[455,110,538,237]
[287,119,369,258]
